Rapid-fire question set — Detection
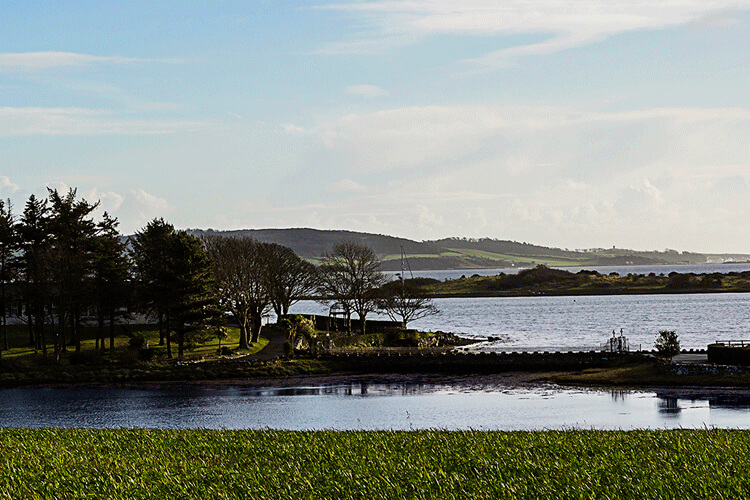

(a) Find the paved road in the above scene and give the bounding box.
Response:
[672,353,708,364]
[248,326,286,360]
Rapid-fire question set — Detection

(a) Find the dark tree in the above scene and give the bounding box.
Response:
[132,220,219,357]
[318,241,386,334]
[131,219,176,356]
[377,279,439,329]
[655,330,680,361]
[91,212,131,351]
[167,231,220,358]
[46,188,100,354]
[18,195,51,354]
[0,199,19,352]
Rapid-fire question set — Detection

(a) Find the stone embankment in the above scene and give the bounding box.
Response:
[320,350,644,374]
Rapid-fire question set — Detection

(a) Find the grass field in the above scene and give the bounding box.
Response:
[0,323,268,360]
[0,429,747,498]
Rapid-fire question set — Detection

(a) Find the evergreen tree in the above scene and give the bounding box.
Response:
[46,188,100,354]
[91,212,131,351]
[132,220,219,357]
[168,231,220,357]
[131,219,176,357]
[18,195,50,354]
[0,199,19,352]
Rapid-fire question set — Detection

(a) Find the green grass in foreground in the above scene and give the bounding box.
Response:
[1,429,749,499]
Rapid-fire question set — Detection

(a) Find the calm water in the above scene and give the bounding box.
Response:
[290,293,750,350]
[1,382,749,430]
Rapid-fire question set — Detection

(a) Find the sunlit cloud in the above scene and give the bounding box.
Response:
[0,176,20,193]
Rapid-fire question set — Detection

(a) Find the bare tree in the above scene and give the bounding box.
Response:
[265,243,317,319]
[377,280,439,329]
[318,241,386,334]
[203,235,272,348]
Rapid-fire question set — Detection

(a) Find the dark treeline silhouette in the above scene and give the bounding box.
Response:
[0,189,434,361]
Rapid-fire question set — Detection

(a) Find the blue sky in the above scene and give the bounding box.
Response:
[2,1,749,252]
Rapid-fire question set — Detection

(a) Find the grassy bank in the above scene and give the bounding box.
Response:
[0,428,748,498]
[545,359,750,388]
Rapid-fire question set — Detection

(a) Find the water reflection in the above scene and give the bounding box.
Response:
[657,397,682,416]
[1,383,750,430]
[655,390,750,410]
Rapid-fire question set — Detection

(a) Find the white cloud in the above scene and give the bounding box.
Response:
[282,123,307,134]
[316,1,750,67]
[0,51,179,71]
[345,84,390,98]
[307,104,750,176]
[110,189,173,234]
[0,176,19,193]
[0,107,208,136]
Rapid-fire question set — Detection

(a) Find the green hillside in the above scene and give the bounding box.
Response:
[186,228,743,271]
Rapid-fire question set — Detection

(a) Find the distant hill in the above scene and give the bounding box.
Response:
[185,228,747,271]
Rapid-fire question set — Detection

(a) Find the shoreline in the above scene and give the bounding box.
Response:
[8,362,750,395]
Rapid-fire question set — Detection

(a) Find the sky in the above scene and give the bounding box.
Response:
[1,1,749,253]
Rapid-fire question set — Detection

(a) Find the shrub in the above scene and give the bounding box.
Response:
[128,334,148,350]
[69,351,106,366]
[655,330,680,360]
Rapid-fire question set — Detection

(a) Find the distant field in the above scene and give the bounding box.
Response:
[379,247,593,268]
[0,429,747,498]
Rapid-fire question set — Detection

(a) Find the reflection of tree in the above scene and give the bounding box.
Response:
[657,397,682,416]
[609,390,632,402]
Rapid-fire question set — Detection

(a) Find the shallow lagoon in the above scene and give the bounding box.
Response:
[2,381,750,430]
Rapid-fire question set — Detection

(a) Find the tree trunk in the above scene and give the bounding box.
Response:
[2,314,7,352]
[250,314,262,344]
[97,309,104,351]
[108,307,115,352]
[177,327,184,358]
[165,310,172,358]
[237,321,250,350]
[27,300,35,347]
[158,309,165,345]
[37,306,45,356]
[73,305,81,353]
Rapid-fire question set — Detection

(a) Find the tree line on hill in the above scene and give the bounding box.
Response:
[0,189,436,359]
